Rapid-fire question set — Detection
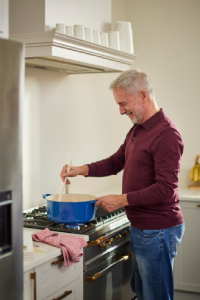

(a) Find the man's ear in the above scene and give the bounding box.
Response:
[140,90,148,102]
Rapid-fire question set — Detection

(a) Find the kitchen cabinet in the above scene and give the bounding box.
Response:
[23,228,87,300]
[24,270,34,300]
[43,279,81,300]
[35,255,82,300]
[24,254,83,300]
[174,200,200,293]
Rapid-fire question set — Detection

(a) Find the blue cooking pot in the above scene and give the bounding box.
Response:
[43,193,97,225]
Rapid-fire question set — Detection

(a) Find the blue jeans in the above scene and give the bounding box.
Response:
[130,223,185,300]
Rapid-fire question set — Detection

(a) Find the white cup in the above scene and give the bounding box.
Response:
[115,21,134,53]
[65,26,74,36]
[74,25,85,39]
[131,28,134,54]
[108,31,120,50]
[56,23,65,34]
[100,32,109,47]
[84,28,93,42]
[92,30,101,44]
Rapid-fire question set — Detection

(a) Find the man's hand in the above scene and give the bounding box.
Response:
[60,164,89,183]
[96,194,129,212]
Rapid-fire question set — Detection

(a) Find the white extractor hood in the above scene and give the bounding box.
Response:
[10,31,137,74]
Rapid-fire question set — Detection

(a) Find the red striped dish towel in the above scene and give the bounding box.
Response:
[32,228,88,267]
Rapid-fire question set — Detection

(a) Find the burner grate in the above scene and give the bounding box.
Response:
[96,206,124,217]
[23,205,126,234]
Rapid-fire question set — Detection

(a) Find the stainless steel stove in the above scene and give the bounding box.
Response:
[23,205,136,300]
[24,206,126,233]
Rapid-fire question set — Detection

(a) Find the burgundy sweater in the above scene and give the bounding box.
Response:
[87,109,184,229]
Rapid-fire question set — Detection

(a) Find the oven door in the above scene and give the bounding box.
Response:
[84,240,136,300]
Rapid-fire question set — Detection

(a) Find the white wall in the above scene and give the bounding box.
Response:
[9,0,111,34]
[112,0,200,184]
[22,0,200,209]
[45,0,111,32]
[0,0,9,38]
[23,69,131,209]
[20,0,116,210]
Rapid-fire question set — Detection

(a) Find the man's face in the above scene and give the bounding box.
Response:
[113,88,145,124]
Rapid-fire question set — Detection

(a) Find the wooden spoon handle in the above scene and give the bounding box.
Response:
[58,159,72,201]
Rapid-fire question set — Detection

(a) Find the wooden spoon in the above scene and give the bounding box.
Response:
[57,158,72,201]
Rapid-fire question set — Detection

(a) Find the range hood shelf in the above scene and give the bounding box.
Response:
[10,31,137,74]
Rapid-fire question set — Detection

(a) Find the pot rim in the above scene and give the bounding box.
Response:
[43,193,97,203]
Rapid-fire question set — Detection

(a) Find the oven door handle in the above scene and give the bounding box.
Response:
[85,252,132,282]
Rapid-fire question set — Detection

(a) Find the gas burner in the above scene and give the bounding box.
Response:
[65,224,83,230]
[23,205,127,235]
[23,215,104,234]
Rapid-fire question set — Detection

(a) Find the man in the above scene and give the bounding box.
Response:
[60,70,185,300]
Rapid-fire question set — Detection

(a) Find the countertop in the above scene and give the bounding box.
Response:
[23,228,89,273]
[179,187,200,202]
[91,185,200,202]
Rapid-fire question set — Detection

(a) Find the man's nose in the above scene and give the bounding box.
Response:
[119,106,126,115]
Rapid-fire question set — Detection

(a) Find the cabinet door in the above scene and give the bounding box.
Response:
[35,255,82,300]
[43,278,82,300]
[174,201,200,293]
[24,270,34,300]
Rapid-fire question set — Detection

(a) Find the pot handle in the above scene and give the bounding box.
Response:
[90,199,98,204]
[43,193,51,199]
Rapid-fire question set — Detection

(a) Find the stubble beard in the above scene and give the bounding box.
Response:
[127,111,143,124]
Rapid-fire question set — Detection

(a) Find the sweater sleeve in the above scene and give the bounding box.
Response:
[87,143,126,177]
[127,128,184,206]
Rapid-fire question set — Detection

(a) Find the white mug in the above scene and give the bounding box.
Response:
[84,28,93,42]
[92,30,101,44]
[108,31,120,50]
[115,21,134,53]
[56,23,65,34]
[74,25,85,39]
[100,32,109,47]
[65,26,74,36]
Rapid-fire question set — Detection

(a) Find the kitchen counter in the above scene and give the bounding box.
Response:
[23,228,89,273]
[91,185,200,202]
[179,187,200,202]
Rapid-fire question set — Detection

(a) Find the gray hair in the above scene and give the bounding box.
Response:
[109,69,155,101]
